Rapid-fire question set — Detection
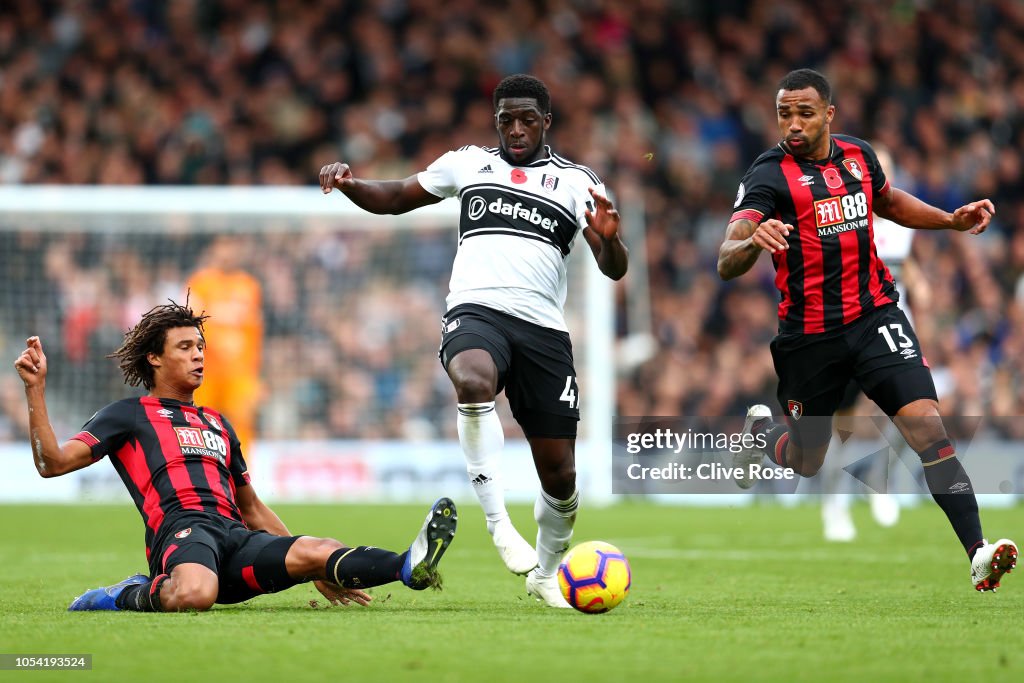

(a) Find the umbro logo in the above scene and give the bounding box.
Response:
[478,165,493,174]
[157,409,174,418]
[798,175,814,186]
[470,474,492,486]
[949,481,969,493]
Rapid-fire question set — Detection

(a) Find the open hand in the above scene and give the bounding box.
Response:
[313,579,372,607]
[584,187,621,241]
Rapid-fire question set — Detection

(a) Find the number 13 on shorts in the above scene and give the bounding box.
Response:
[559,375,579,409]
[878,322,913,353]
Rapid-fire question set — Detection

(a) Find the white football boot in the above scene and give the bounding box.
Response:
[822,495,856,542]
[734,404,772,489]
[971,539,1018,592]
[491,517,539,575]
[526,569,571,608]
[869,493,900,528]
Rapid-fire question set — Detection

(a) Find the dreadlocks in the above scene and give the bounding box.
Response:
[109,299,208,389]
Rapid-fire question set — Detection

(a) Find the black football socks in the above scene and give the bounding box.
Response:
[326,546,404,588]
[917,439,983,558]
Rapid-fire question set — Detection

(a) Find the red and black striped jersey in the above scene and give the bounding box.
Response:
[731,134,899,334]
[71,396,249,555]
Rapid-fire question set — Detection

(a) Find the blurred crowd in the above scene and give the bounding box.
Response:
[1,0,1023,442]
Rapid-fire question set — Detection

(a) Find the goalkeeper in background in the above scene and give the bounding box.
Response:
[186,236,264,455]
[14,300,457,611]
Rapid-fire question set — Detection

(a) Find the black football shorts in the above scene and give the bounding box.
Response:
[439,303,579,438]
[771,303,937,420]
[150,511,302,604]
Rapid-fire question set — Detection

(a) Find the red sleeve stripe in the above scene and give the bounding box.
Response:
[71,431,99,447]
[878,180,891,197]
[729,209,764,224]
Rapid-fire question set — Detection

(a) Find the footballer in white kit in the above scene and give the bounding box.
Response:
[319,74,628,607]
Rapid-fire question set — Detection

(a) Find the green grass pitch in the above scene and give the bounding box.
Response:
[0,501,1020,682]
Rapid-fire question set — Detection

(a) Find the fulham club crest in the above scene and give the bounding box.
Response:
[541,174,559,192]
[842,159,864,180]
[787,400,803,420]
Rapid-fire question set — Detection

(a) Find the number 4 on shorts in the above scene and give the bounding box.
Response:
[559,376,578,409]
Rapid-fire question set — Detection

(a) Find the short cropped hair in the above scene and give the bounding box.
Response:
[778,69,832,104]
[493,74,551,113]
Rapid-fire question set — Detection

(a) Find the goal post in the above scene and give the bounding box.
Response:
[0,186,615,504]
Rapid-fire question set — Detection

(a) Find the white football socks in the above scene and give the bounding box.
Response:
[457,402,508,530]
[534,488,579,577]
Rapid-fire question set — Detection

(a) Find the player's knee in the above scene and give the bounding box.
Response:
[787,445,828,477]
[167,582,217,611]
[287,536,344,574]
[539,462,576,498]
[792,459,824,477]
[454,375,495,403]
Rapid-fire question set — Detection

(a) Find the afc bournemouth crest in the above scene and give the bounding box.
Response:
[206,414,223,433]
[787,400,803,420]
[842,158,864,180]
[174,528,192,539]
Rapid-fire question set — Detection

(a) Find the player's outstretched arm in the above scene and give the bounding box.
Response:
[874,188,995,235]
[718,218,791,280]
[582,188,628,280]
[319,161,443,215]
[14,336,94,478]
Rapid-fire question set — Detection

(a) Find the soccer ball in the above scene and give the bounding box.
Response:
[557,541,631,613]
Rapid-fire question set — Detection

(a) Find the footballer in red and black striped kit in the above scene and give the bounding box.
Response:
[729,133,897,335]
[15,300,458,612]
[719,68,1016,592]
[72,396,250,560]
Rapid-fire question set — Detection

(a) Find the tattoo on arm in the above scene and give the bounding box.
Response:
[31,430,45,473]
[717,219,762,280]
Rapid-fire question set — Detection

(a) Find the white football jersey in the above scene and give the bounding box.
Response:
[873,215,914,264]
[417,145,604,332]
[873,214,915,324]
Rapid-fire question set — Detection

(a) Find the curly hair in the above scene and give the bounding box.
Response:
[492,74,551,113]
[108,298,208,389]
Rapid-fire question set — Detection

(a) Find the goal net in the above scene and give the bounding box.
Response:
[0,186,613,503]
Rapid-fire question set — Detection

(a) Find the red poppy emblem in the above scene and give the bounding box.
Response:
[510,169,527,184]
[822,167,843,189]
